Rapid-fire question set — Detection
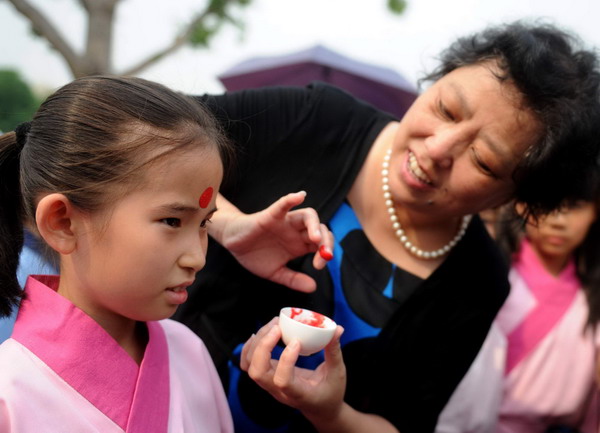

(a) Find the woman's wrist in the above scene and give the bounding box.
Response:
[304,402,399,433]
[302,401,348,433]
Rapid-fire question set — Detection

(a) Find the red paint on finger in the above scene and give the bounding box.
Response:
[319,245,333,261]
[199,187,213,208]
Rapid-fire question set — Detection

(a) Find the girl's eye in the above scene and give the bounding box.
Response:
[161,218,181,228]
[200,218,212,229]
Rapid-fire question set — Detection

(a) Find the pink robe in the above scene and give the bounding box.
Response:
[0,275,233,432]
[495,240,600,433]
[435,240,600,433]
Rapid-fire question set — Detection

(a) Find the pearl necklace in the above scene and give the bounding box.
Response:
[382,148,472,260]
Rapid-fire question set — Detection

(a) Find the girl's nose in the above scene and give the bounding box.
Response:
[424,126,467,169]
[178,237,207,274]
[545,209,568,227]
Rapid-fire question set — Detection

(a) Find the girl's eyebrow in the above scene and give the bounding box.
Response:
[156,203,198,214]
[156,203,218,215]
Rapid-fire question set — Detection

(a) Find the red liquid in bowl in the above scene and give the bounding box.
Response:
[290,308,326,328]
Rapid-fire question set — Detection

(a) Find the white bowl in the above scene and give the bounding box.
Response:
[279,307,336,356]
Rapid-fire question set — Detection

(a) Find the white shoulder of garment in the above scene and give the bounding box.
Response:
[0,319,233,433]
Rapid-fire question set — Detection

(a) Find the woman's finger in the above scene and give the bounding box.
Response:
[269,191,307,220]
[240,333,255,371]
[313,223,334,268]
[323,326,345,370]
[273,339,301,390]
[247,324,283,382]
[269,266,317,293]
[243,318,278,369]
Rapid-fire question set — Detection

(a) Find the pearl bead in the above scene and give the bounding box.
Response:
[382,148,471,260]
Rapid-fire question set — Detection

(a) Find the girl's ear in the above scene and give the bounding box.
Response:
[36,193,79,255]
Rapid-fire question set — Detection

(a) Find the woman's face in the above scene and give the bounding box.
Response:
[388,62,541,219]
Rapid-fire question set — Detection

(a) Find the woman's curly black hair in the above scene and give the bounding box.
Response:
[422,21,600,219]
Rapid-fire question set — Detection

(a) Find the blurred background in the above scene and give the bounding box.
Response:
[1,0,600,131]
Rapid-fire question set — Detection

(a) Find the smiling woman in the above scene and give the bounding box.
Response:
[173,20,600,433]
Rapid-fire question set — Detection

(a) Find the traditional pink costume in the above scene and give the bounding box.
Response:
[0,275,233,432]
[436,239,600,433]
[495,239,599,432]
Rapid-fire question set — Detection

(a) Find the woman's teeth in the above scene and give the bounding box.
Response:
[408,152,432,184]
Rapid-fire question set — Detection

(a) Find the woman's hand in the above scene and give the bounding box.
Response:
[210,191,334,293]
[240,320,400,432]
[240,318,347,423]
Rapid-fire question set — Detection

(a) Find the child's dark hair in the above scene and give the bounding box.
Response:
[0,75,231,318]
[496,195,600,327]
[422,20,600,218]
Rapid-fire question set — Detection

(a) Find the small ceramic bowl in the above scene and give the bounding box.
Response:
[279,307,336,356]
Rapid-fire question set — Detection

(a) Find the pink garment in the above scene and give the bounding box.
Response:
[435,240,600,433]
[0,275,233,432]
[495,242,600,433]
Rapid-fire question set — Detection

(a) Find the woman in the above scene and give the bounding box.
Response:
[174,21,600,433]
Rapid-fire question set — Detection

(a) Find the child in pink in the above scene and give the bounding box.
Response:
[0,76,333,432]
[436,201,600,433]
[495,201,600,432]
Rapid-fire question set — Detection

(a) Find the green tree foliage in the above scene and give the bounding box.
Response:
[0,70,40,133]
[388,0,408,14]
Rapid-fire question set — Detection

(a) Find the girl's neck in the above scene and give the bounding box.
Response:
[532,247,570,277]
[91,315,148,365]
[57,268,148,365]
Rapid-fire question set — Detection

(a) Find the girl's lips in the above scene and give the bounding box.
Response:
[545,235,567,246]
[165,285,189,305]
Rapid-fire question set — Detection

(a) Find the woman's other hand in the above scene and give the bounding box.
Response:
[240,318,346,422]
[211,191,334,292]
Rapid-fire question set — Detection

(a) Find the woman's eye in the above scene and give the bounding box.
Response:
[161,218,181,228]
[471,148,497,179]
[200,218,212,229]
[438,100,455,121]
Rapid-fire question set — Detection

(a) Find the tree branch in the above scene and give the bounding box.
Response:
[120,0,239,76]
[6,0,82,75]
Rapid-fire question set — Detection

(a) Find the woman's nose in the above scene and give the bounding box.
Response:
[424,126,466,169]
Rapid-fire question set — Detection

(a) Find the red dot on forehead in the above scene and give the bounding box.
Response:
[199,187,214,208]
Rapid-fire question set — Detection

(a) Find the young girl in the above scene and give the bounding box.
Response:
[0,76,332,432]
[0,75,243,432]
[435,199,600,433]
[495,200,600,432]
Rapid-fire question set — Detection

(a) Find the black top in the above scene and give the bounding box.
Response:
[173,82,510,433]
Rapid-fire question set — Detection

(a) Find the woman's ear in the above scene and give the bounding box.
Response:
[35,193,78,254]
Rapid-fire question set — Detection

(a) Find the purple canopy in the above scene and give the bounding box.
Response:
[218,45,418,118]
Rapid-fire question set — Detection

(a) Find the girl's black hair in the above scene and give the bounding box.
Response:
[0,75,231,318]
[496,196,600,327]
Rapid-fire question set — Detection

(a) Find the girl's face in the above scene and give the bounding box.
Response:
[61,145,223,328]
[388,62,541,219]
[525,201,597,264]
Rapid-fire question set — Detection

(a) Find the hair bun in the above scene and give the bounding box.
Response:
[15,121,31,149]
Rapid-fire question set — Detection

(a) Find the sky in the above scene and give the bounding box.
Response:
[2,0,600,96]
